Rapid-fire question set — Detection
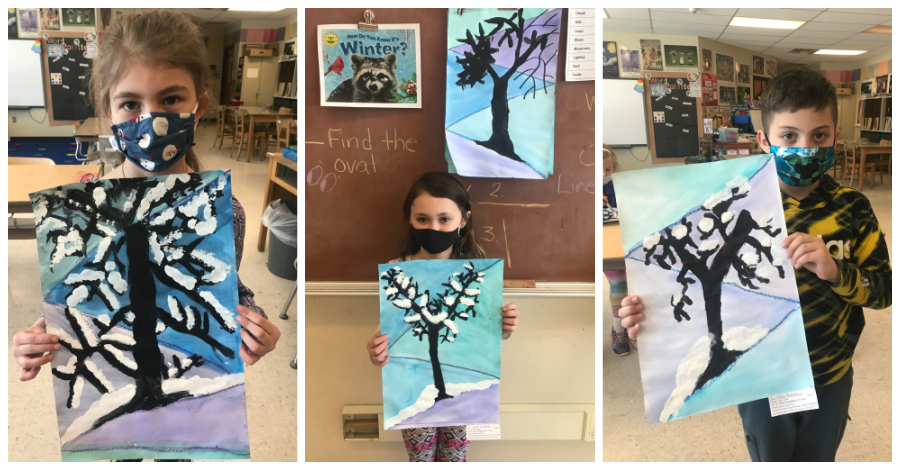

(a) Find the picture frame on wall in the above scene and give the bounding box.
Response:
[603,41,619,79]
[16,8,39,38]
[9,8,17,39]
[753,55,765,76]
[61,8,97,32]
[619,45,642,78]
[766,59,777,78]
[663,45,699,70]
[716,53,734,82]
[737,86,751,104]
[640,39,664,71]
[701,48,712,73]
[737,64,750,84]
[39,8,61,31]
[719,86,737,105]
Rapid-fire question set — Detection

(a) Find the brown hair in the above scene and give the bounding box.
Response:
[90,9,210,171]
[602,144,621,172]
[760,68,837,137]
[401,172,486,260]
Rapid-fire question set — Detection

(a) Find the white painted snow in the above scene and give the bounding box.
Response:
[165,173,190,191]
[446,337,455,343]
[98,282,121,310]
[33,197,49,225]
[37,216,66,235]
[400,277,410,289]
[672,291,683,304]
[93,237,112,263]
[125,312,135,324]
[643,232,661,249]
[64,269,105,285]
[384,379,499,429]
[385,287,398,297]
[464,265,474,271]
[184,304,196,330]
[51,229,85,268]
[96,314,110,326]
[60,384,137,444]
[672,224,688,239]
[443,319,458,334]
[450,280,462,292]
[721,211,734,223]
[107,270,127,295]
[92,187,107,206]
[178,191,208,218]
[164,265,196,290]
[417,294,428,307]
[760,236,772,248]
[192,250,231,283]
[57,355,78,374]
[123,190,137,212]
[404,314,421,323]
[46,326,80,350]
[67,285,89,307]
[149,233,164,264]
[741,253,760,266]
[443,296,455,307]
[459,297,474,307]
[407,286,417,298]
[161,372,244,396]
[698,217,714,233]
[151,207,175,226]
[193,217,217,236]
[71,376,85,409]
[156,321,166,333]
[84,359,115,393]
[100,333,134,346]
[465,288,480,296]
[199,291,237,330]
[167,296,183,321]
[393,299,412,309]
[703,188,732,210]
[475,278,484,283]
[699,239,720,252]
[458,312,469,319]
[136,182,167,220]
[722,325,768,352]
[104,344,137,370]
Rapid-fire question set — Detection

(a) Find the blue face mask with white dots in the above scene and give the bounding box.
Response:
[109,104,198,173]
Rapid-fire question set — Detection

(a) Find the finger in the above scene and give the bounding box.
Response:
[621,313,644,329]
[793,253,820,272]
[19,366,41,382]
[19,353,54,369]
[502,318,517,326]
[502,324,516,333]
[618,303,644,318]
[627,323,641,340]
[502,310,519,318]
[240,344,260,365]
[371,334,389,347]
[375,347,388,362]
[378,355,391,368]
[237,306,266,327]
[237,316,270,344]
[781,232,801,248]
[504,303,516,310]
[240,330,266,355]
[13,332,58,347]
[14,343,61,356]
[786,234,815,259]
[371,341,388,357]
[621,295,641,307]
[791,243,818,268]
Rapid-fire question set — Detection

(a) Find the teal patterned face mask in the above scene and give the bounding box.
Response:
[766,136,835,186]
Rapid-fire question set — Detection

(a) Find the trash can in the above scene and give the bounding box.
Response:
[262,199,297,280]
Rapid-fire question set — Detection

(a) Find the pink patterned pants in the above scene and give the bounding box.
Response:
[401,426,469,462]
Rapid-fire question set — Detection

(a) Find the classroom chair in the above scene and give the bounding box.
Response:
[231,109,272,161]
[843,142,878,190]
[213,107,236,150]
[831,142,846,179]
[7,157,56,165]
[278,258,298,369]
[276,117,293,150]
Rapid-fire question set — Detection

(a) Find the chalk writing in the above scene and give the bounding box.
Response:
[557,173,595,195]
[481,226,496,243]
[586,93,594,112]
[490,182,502,197]
[579,144,595,166]
[307,162,338,193]
[334,154,377,175]
[502,219,511,268]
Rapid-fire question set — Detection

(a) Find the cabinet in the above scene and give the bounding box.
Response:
[272,40,297,113]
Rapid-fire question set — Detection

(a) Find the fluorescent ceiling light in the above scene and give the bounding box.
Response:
[814,49,866,55]
[864,25,892,34]
[730,17,805,30]
[601,10,607,19]
[228,8,283,11]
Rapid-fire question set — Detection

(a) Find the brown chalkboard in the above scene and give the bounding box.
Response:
[643,72,704,164]
[305,9,595,282]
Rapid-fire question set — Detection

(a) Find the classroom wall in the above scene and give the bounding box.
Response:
[696,37,779,101]
[224,16,297,108]
[305,293,596,462]
[816,52,892,142]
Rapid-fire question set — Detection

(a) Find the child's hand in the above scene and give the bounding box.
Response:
[603,195,609,205]
[619,296,644,340]
[12,317,59,381]
[236,305,281,365]
[502,303,519,334]
[367,330,390,367]
[782,232,840,282]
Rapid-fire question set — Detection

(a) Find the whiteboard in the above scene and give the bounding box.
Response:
[8,39,46,108]
[602,78,648,146]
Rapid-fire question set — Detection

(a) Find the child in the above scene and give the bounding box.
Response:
[618,68,891,461]
[365,171,520,462]
[602,146,629,356]
[10,9,282,461]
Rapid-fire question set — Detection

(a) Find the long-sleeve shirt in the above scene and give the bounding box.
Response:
[783,175,891,386]
[603,180,617,208]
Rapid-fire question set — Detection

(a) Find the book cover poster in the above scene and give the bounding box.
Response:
[317,24,421,108]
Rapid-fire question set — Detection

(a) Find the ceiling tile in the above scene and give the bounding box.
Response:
[826,8,893,15]
[775,37,841,46]
[796,22,872,33]
[602,18,652,31]
[814,12,892,24]
[650,11,733,25]
[828,40,884,48]
[734,9,821,21]
[605,8,649,20]
[718,33,781,43]
[846,32,894,42]
[651,22,727,34]
[882,20,891,25]
[720,42,772,53]
[720,25,794,37]
[787,30,855,40]
[651,8,737,16]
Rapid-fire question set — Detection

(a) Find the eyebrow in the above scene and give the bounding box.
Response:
[112,85,191,101]
[413,212,453,217]
[776,125,832,131]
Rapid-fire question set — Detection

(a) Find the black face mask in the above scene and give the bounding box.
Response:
[411,225,461,254]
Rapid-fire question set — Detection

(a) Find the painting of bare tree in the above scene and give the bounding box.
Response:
[613,155,814,424]
[29,170,249,460]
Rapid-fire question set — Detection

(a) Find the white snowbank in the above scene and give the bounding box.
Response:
[61,384,136,444]
[660,325,768,422]
[385,379,499,429]
[162,372,244,395]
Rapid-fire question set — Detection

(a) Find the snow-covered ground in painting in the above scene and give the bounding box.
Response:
[61,373,245,446]
[386,380,500,430]
[445,131,545,179]
[667,308,814,422]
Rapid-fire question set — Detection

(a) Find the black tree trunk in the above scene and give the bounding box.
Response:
[93,223,190,429]
[476,77,523,162]
[428,325,453,402]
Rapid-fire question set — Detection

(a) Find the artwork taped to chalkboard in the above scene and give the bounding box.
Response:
[753,56,765,77]
[716,53,734,82]
[317,24,421,108]
[663,45,698,71]
[614,154,813,425]
[17,8,39,38]
[29,171,251,461]
[379,258,503,430]
[640,39,664,71]
[619,46,641,78]
[445,8,560,179]
[602,41,619,79]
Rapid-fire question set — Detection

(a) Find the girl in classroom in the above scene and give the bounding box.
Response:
[365,171,520,462]
[602,145,631,356]
[10,9,281,461]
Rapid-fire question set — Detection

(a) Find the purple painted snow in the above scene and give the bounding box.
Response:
[391,384,500,429]
[449,9,560,82]
[64,385,249,453]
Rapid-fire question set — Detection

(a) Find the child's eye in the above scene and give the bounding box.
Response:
[122,101,139,111]
[441,217,451,223]
[162,96,181,106]
[780,133,794,141]
[416,217,427,223]
[814,132,828,140]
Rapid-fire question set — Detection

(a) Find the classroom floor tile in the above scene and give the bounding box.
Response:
[6,124,298,462]
[602,183,892,462]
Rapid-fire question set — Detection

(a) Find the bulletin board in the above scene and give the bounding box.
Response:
[643,72,704,164]
[41,32,95,126]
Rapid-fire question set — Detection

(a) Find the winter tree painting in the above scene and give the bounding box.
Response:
[29,170,250,461]
[445,8,560,179]
[614,155,814,425]
[378,258,503,430]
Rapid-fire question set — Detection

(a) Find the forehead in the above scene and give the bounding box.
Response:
[411,193,461,215]
[769,106,834,130]
[110,62,196,96]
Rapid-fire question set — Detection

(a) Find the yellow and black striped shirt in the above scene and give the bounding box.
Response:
[782,175,892,387]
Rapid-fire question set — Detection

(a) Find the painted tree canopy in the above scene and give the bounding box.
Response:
[30,170,251,461]
[614,155,814,425]
[379,258,503,430]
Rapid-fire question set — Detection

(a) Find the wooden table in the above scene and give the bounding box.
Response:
[239,107,296,162]
[258,151,298,252]
[603,222,625,271]
[853,143,892,191]
[8,165,101,239]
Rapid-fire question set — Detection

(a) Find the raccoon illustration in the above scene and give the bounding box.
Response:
[326,53,398,103]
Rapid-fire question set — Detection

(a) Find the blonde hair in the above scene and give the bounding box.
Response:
[90,9,210,171]
[602,144,621,172]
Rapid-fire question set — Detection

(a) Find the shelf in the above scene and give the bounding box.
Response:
[273,96,297,100]
[278,57,297,63]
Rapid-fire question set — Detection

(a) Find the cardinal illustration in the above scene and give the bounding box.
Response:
[324,56,347,80]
